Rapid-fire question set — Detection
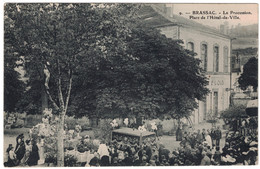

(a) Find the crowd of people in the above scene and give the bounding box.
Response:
[223,131,258,165]
[226,117,258,136]
[4,123,258,167]
[71,125,255,166]
[71,125,257,166]
[4,134,41,167]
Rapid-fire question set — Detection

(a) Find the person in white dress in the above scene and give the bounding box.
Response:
[205,132,212,149]
[97,142,109,158]
[37,138,45,165]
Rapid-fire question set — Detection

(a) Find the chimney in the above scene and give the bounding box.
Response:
[220,24,225,34]
[165,4,173,17]
[219,22,229,35]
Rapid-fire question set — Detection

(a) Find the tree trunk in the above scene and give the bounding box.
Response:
[56,111,65,167]
[41,86,48,111]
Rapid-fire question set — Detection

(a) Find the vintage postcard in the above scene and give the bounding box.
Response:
[3,2,258,167]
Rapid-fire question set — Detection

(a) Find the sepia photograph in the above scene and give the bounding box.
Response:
[3,1,258,167]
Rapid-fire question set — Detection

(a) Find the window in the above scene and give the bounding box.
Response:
[201,44,208,71]
[203,100,207,120]
[223,47,229,72]
[213,45,219,72]
[213,91,218,116]
[187,42,194,52]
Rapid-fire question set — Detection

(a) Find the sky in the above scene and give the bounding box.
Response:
[169,4,258,28]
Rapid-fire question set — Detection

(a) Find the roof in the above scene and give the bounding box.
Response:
[233,93,251,99]
[138,5,231,39]
[112,127,155,137]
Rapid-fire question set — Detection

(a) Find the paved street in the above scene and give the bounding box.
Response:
[160,120,228,152]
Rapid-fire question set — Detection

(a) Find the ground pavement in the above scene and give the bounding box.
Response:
[160,120,228,152]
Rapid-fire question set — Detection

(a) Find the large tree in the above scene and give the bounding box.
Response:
[4,3,139,166]
[68,23,209,120]
[238,57,258,92]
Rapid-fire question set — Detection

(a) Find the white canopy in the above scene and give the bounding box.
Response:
[247,99,258,108]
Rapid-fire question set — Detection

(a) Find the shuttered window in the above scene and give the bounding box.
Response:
[223,47,229,72]
[201,44,207,71]
[213,46,219,72]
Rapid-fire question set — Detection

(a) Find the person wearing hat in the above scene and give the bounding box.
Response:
[200,151,211,165]
[111,157,120,166]
[5,144,18,167]
[194,149,202,165]
[168,152,175,165]
[23,140,32,165]
[140,155,149,166]
[122,151,133,166]
[196,129,203,143]
[4,144,13,164]
[144,144,152,163]
[15,134,26,165]
[215,126,222,148]
[212,146,221,165]
[89,152,100,166]
[202,128,206,140]
[27,139,39,166]
[158,144,170,163]
[133,154,141,166]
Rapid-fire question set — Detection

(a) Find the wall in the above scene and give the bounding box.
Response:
[179,27,231,73]
[159,25,231,124]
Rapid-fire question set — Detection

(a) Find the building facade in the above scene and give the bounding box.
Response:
[141,4,232,124]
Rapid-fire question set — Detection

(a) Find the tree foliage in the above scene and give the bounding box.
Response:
[238,57,258,91]
[4,61,26,112]
[5,4,209,120]
[87,25,209,120]
[220,104,247,119]
[4,15,26,112]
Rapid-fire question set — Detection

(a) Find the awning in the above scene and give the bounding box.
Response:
[246,99,258,116]
[247,99,258,108]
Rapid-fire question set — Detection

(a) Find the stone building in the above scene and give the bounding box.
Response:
[140,4,232,124]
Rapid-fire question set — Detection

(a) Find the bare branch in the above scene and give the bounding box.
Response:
[57,59,65,110]
[44,87,60,111]
[42,62,60,112]
[64,68,72,113]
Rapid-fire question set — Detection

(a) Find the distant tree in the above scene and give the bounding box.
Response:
[238,57,258,92]
[232,47,258,56]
